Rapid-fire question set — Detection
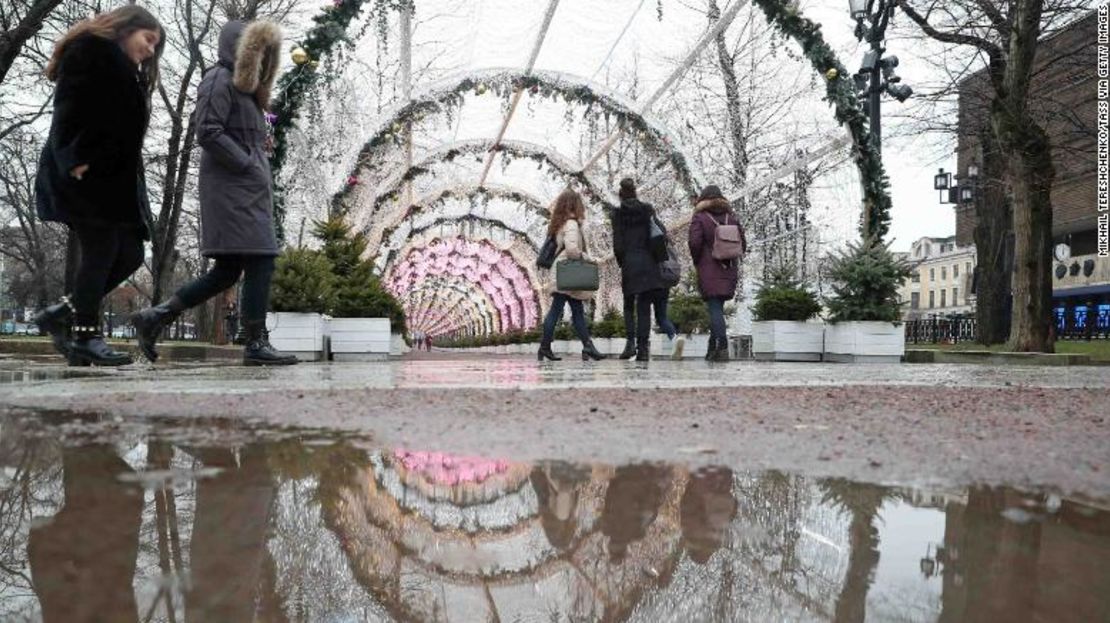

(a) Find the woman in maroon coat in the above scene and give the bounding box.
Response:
[688,185,745,361]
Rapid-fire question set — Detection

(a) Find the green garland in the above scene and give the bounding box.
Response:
[268,0,412,241]
[750,0,892,242]
[365,142,617,217]
[337,70,702,205]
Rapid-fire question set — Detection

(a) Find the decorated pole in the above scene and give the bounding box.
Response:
[476,0,562,187]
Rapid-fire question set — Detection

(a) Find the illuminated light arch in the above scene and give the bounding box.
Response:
[386,238,540,332]
[364,185,551,261]
[403,277,499,336]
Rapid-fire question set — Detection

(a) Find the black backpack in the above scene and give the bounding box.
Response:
[536,235,559,269]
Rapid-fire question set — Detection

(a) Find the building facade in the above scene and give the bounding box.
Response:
[953,11,1107,337]
[899,236,977,321]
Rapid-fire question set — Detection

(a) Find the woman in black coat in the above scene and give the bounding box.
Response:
[611,178,680,362]
[130,20,295,366]
[32,5,164,366]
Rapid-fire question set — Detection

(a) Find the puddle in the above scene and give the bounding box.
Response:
[0,412,1107,622]
[0,368,106,384]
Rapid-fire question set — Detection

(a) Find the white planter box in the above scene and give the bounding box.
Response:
[554,339,572,354]
[267,312,326,361]
[390,332,407,356]
[330,318,391,361]
[823,321,904,363]
[752,321,825,362]
[685,334,710,359]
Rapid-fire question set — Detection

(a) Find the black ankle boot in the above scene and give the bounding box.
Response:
[34,297,74,356]
[243,320,298,366]
[538,341,561,361]
[69,322,132,367]
[130,296,186,363]
[581,339,607,361]
[635,340,650,362]
[709,337,731,362]
[618,339,636,360]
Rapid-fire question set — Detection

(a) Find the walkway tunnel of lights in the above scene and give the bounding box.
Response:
[276,0,887,338]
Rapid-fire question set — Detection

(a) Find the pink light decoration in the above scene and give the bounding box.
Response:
[386,237,540,333]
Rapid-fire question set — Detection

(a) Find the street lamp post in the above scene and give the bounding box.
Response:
[849,0,912,155]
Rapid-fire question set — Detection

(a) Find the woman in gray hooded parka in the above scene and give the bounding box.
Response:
[131,19,295,365]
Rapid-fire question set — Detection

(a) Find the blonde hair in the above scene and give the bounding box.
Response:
[547,188,586,238]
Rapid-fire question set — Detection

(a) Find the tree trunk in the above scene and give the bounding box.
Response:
[708,0,749,193]
[973,130,1013,345]
[1005,127,1054,352]
[993,0,1054,352]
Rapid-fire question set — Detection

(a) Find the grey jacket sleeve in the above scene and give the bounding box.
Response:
[195,70,253,173]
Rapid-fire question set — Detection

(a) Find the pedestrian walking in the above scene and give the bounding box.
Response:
[32,6,165,367]
[224,301,239,345]
[611,178,681,362]
[130,20,295,366]
[537,189,606,362]
[688,185,745,362]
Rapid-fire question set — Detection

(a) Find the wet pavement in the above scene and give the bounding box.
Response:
[0,354,1109,620]
[0,411,1107,622]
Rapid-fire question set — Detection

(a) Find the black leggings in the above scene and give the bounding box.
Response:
[72,225,145,322]
[175,255,275,323]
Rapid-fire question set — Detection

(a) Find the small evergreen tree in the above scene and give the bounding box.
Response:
[270,248,337,313]
[314,217,407,332]
[824,239,912,323]
[752,263,822,321]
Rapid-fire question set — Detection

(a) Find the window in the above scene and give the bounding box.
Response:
[930,268,935,281]
[953,264,959,279]
[929,291,935,308]
[941,289,947,307]
[911,292,920,309]
[911,272,920,283]
[953,288,959,305]
[942,267,947,281]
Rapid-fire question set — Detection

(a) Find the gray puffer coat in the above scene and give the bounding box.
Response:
[196,20,282,257]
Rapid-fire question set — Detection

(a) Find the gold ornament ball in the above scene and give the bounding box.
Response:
[475,83,487,95]
[309,60,320,69]
[825,68,839,81]
[291,47,310,65]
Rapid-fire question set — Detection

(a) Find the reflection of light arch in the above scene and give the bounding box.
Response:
[403,277,498,336]
[386,238,540,332]
[320,450,692,622]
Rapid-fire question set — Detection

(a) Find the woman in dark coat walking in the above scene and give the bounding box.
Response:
[612,178,679,362]
[32,6,164,366]
[688,185,745,361]
[130,20,295,366]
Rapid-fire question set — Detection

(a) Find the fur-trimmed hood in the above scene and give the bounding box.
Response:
[217,20,282,109]
[695,197,732,214]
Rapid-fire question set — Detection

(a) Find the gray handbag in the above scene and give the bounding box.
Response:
[555,259,600,291]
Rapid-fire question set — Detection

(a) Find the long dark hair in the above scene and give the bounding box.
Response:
[46,5,165,98]
[547,188,587,238]
[618,177,637,200]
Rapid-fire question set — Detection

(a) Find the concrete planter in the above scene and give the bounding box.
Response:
[553,340,573,354]
[267,312,327,362]
[823,321,904,363]
[685,334,710,359]
[390,332,408,356]
[752,321,825,362]
[329,318,392,361]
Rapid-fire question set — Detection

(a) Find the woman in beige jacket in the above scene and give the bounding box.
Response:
[538,189,607,361]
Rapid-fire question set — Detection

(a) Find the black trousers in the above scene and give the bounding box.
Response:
[175,255,275,324]
[71,225,145,324]
[623,291,636,341]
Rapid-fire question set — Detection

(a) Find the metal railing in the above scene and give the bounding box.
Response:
[904,318,977,344]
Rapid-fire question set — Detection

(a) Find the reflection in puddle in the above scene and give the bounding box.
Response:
[0,369,104,384]
[0,412,1107,622]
